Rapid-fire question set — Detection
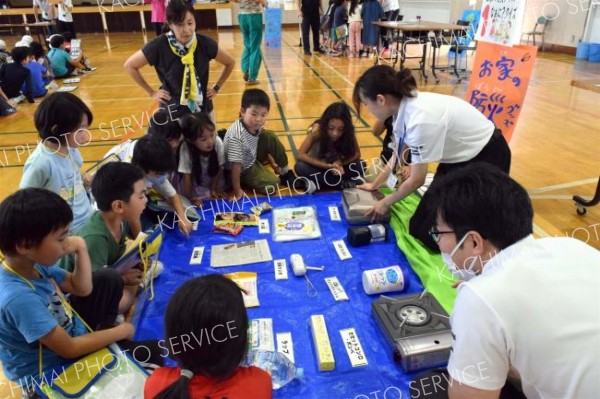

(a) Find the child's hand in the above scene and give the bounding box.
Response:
[333,162,345,176]
[231,189,245,202]
[178,217,193,237]
[272,164,281,175]
[192,197,203,208]
[117,322,136,340]
[63,236,87,256]
[122,269,143,286]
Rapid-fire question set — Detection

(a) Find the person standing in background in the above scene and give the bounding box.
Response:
[33,0,57,35]
[379,0,399,50]
[151,0,167,36]
[298,0,325,56]
[235,0,265,84]
[56,0,76,38]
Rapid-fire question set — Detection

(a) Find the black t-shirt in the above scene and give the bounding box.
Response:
[142,33,218,114]
[0,63,34,103]
[301,0,321,16]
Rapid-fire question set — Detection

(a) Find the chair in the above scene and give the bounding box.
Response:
[522,16,549,51]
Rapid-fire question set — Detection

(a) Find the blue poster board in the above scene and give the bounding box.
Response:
[265,7,282,48]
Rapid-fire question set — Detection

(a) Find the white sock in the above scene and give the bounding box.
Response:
[280,166,290,175]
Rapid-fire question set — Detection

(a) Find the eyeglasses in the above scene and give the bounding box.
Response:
[428,228,455,243]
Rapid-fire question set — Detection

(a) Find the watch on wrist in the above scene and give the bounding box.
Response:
[213,84,220,92]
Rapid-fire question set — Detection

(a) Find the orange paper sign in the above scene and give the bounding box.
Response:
[465,42,537,142]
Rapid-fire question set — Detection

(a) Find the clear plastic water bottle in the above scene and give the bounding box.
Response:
[243,350,303,390]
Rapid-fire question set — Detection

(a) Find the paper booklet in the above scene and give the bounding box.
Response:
[225,272,259,308]
[56,86,77,92]
[272,206,322,242]
[210,239,273,268]
[111,227,163,274]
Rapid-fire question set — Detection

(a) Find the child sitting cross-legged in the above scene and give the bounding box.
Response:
[58,161,160,316]
[177,112,225,207]
[0,188,136,391]
[224,88,313,198]
[0,46,35,104]
[48,34,88,78]
[144,274,272,399]
[295,102,364,191]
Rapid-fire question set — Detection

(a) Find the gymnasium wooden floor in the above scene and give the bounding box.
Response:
[0,27,599,255]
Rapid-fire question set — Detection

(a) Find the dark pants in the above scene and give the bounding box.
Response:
[302,12,320,53]
[411,369,527,399]
[153,22,164,36]
[295,159,365,191]
[381,9,400,47]
[70,268,122,329]
[69,268,165,367]
[56,20,76,38]
[409,129,511,252]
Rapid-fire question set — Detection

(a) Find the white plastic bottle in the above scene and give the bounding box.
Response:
[243,350,304,389]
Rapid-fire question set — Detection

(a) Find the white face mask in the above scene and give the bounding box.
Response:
[441,233,478,282]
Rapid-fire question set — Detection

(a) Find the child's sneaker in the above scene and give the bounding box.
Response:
[9,94,25,104]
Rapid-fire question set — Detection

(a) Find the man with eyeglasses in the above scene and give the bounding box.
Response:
[410,163,600,399]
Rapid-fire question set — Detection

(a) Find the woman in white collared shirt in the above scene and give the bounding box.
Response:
[353,65,511,250]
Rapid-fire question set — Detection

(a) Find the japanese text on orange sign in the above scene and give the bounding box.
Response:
[466,42,537,142]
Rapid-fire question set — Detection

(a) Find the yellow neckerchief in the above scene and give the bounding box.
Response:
[167,34,198,107]
[0,259,93,381]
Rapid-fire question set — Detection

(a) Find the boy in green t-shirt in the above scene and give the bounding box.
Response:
[61,161,155,314]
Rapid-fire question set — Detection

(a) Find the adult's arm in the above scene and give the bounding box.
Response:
[124,50,171,102]
[207,47,235,100]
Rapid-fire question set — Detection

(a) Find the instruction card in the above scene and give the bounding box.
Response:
[324,276,349,301]
[276,332,295,363]
[340,328,368,367]
[333,240,352,260]
[328,205,341,221]
[189,246,204,265]
[274,259,288,280]
[249,318,275,352]
[259,218,270,234]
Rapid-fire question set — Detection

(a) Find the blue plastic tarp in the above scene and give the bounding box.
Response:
[133,192,427,398]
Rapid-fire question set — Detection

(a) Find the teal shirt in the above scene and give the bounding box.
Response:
[48,47,71,77]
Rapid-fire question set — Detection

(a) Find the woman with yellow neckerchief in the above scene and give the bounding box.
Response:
[124,0,235,123]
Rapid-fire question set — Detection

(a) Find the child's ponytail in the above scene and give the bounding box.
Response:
[153,369,193,399]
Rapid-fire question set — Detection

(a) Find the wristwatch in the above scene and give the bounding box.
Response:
[213,84,220,92]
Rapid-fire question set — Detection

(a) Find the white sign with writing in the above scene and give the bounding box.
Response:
[328,205,341,221]
[333,240,352,260]
[324,276,349,301]
[340,328,368,367]
[476,0,527,46]
[274,259,288,280]
[259,218,270,234]
[276,332,295,363]
[189,246,204,265]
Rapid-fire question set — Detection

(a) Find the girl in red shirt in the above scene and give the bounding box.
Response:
[144,274,272,399]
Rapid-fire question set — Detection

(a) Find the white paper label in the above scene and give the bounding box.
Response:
[250,319,275,352]
[276,332,295,363]
[333,240,352,260]
[329,205,341,221]
[189,246,204,265]
[259,218,270,234]
[192,221,199,231]
[324,276,349,301]
[274,259,288,280]
[386,172,398,189]
[340,328,368,367]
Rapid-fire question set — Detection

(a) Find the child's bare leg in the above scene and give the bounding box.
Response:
[119,285,137,314]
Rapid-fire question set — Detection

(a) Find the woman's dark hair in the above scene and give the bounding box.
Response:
[92,162,145,212]
[155,274,249,399]
[30,41,45,59]
[427,163,533,250]
[166,0,195,25]
[349,0,359,16]
[131,136,176,174]
[0,188,72,256]
[34,92,93,145]
[180,112,218,186]
[316,102,356,162]
[352,66,417,116]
